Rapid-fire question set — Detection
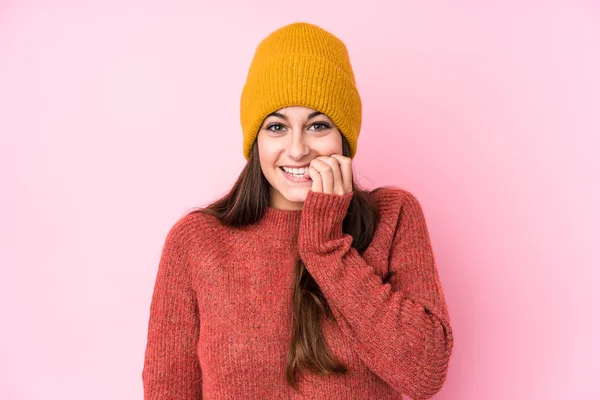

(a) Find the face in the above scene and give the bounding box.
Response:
[257,106,343,210]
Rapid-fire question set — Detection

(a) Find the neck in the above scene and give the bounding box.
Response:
[244,205,302,238]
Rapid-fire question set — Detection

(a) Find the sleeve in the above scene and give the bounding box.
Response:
[142,216,202,399]
[297,189,454,400]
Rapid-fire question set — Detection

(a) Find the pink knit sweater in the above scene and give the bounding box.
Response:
[142,187,454,399]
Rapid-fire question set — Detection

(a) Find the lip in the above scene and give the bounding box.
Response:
[279,167,311,183]
[280,164,310,168]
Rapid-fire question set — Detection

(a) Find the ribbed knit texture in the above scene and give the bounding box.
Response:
[240,22,362,160]
[142,187,454,399]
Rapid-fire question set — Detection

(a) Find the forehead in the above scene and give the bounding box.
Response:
[266,106,330,120]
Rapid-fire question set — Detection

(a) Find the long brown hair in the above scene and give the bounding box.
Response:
[188,135,384,393]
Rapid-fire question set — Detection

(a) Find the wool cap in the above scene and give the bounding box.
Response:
[240,22,362,160]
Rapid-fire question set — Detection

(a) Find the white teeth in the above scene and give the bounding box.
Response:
[282,167,307,175]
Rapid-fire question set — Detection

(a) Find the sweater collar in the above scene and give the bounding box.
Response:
[253,206,303,237]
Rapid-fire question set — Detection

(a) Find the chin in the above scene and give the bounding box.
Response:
[277,186,310,204]
[283,188,309,202]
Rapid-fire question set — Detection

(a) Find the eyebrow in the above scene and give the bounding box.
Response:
[266,111,323,120]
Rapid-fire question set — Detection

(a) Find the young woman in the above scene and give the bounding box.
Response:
[142,21,454,400]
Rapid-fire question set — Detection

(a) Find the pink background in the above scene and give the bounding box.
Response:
[1,1,599,399]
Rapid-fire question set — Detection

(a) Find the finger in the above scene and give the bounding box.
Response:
[310,159,334,194]
[307,166,322,193]
[330,154,353,193]
[316,156,345,196]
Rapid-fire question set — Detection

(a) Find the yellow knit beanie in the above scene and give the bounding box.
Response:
[240,22,362,160]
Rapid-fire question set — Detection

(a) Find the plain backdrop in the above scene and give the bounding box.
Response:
[1,1,599,399]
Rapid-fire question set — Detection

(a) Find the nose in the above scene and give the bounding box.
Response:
[285,129,309,160]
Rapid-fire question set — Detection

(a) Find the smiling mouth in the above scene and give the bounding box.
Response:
[280,166,307,177]
[279,167,311,182]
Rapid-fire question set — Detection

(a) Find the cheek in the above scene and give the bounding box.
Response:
[257,138,279,170]
[313,133,343,154]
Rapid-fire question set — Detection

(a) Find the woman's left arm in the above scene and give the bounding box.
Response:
[298,189,454,400]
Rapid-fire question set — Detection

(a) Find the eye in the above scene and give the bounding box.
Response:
[266,123,286,133]
[265,122,331,133]
[309,122,331,131]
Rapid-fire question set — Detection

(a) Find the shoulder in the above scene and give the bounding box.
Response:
[162,209,221,250]
[368,185,429,232]
[369,185,423,212]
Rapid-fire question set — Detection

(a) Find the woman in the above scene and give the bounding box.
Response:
[142,21,454,400]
